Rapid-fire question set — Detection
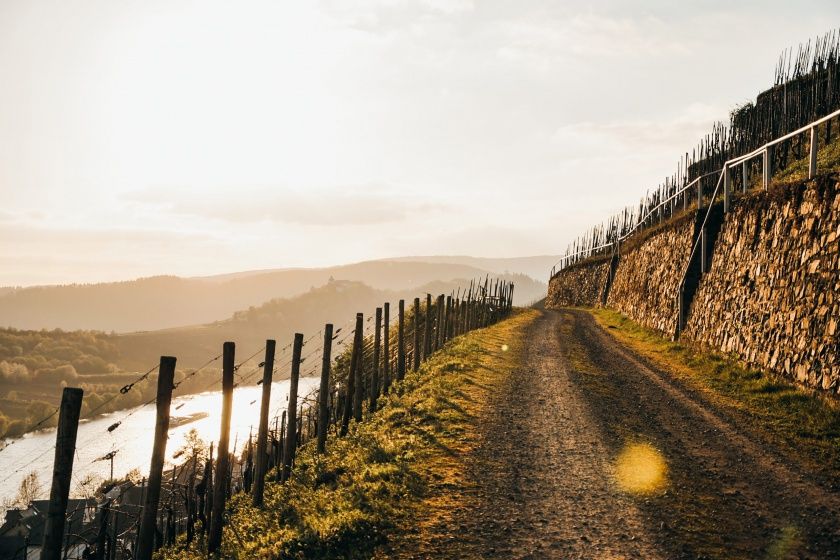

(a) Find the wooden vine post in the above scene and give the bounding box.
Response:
[341,315,363,435]
[352,314,365,423]
[383,302,391,394]
[40,387,84,560]
[282,334,304,481]
[252,340,275,507]
[423,294,432,361]
[208,342,235,554]
[397,300,406,381]
[136,357,176,560]
[413,297,421,371]
[370,309,381,412]
[317,324,333,453]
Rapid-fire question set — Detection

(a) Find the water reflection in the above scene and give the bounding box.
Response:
[0,377,320,503]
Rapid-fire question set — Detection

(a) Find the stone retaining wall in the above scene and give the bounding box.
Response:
[606,217,695,336]
[683,175,840,393]
[546,258,610,308]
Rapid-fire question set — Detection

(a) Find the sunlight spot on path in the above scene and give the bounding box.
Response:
[613,442,668,495]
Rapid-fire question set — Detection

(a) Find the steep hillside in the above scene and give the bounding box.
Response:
[115,273,541,370]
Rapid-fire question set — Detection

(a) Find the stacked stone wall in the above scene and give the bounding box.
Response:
[546,259,610,308]
[606,218,695,335]
[684,175,840,393]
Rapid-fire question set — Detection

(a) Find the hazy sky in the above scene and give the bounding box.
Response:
[2,0,838,286]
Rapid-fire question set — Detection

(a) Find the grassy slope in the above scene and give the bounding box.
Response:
[590,308,840,479]
[159,310,539,559]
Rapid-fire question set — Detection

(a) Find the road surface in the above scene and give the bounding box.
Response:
[388,309,840,559]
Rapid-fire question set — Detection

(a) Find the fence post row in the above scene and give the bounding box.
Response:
[31,281,514,558]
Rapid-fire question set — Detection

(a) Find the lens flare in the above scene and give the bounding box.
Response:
[613,442,668,495]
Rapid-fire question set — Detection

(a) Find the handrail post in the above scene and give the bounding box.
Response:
[697,177,703,210]
[809,125,818,179]
[763,147,771,190]
[742,160,749,193]
[723,164,730,213]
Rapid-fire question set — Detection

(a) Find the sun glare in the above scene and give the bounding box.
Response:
[613,442,668,495]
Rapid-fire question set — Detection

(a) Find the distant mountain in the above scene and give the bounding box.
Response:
[0,259,547,332]
[115,274,544,370]
[382,255,559,282]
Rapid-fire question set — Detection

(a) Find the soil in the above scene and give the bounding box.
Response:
[383,309,840,559]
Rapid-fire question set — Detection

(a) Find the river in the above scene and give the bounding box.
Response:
[0,376,321,505]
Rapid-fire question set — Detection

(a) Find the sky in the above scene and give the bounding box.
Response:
[1,0,838,286]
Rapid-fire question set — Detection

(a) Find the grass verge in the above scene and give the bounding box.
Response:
[590,307,840,478]
[158,309,538,560]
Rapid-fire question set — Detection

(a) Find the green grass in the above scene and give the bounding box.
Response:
[771,123,840,184]
[158,310,539,560]
[591,308,840,477]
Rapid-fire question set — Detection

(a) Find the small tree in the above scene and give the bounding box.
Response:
[177,428,208,465]
[6,471,42,509]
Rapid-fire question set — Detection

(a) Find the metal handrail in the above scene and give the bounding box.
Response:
[551,107,840,279]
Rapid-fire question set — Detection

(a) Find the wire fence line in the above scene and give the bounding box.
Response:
[16,277,514,560]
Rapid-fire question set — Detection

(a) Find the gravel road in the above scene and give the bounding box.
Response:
[390,309,840,559]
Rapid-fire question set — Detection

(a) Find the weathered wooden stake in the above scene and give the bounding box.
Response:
[341,315,363,435]
[397,300,406,381]
[208,343,235,554]
[370,309,381,413]
[317,324,333,453]
[445,295,452,342]
[136,357,176,560]
[252,340,275,507]
[413,297,421,372]
[383,303,391,394]
[352,314,365,423]
[423,294,432,361]
[282,334,304,480]
[435,294,444,352]
[40,387,84,560]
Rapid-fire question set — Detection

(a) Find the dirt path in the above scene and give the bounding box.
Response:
[388,309,840,559]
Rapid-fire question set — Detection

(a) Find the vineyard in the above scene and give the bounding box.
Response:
[7,278,513,559]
